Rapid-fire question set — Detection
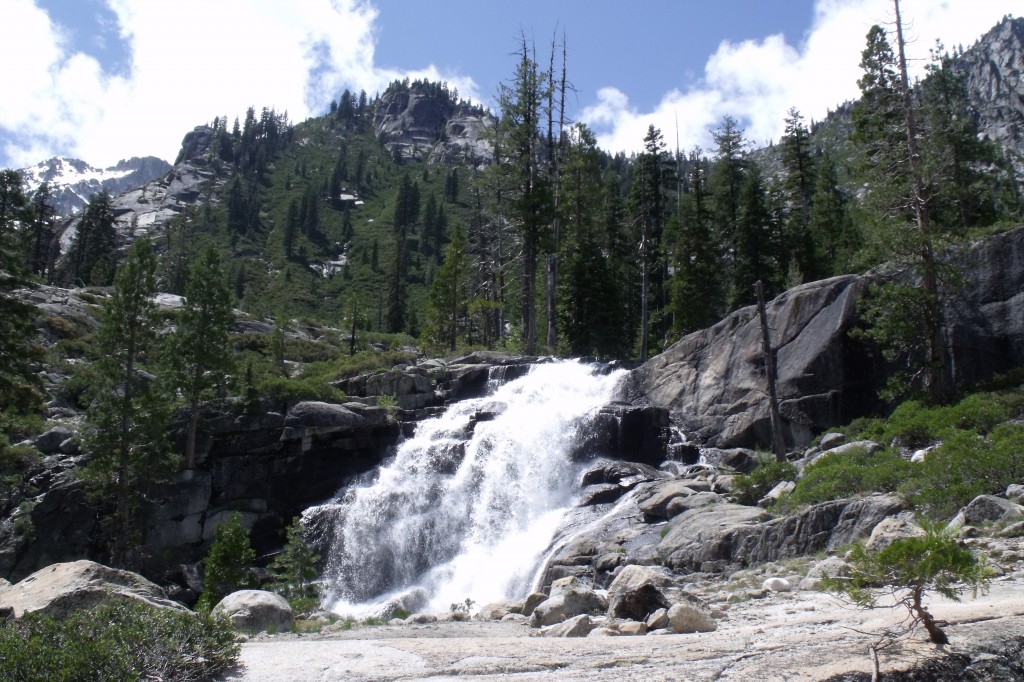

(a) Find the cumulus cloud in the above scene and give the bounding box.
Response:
[582,0,1019,156]
[0,0,480,168]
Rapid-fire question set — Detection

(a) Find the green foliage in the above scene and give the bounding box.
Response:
[787,446,912,507]
[0,600,239,681]
[849,393,1010,448]
[269,518,321,613]
[822,523,989,644]
[165,246,235,469]
[198,512,256,611]
[732,457,798,506]
[901,424,1024,519]
[257,373,345,404]
[80,239,176,564]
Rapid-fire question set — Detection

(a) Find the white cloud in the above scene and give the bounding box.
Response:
[0,0,480,168]
[582,0,1019,156]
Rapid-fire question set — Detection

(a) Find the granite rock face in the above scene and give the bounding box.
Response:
[631,227,1024,450]
[0,560,186,618]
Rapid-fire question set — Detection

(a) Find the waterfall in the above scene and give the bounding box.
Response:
[318,360,626,615]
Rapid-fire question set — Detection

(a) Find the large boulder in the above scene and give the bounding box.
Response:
[541,613,598,638]
[658,495,905,572]
[667,603,717,633]
[213,590,293,632]
[631,227,1024,449]
[606,565,674,620]
[631,275,870,449]
[529,586,607,627]
[957,495,1024,525]
[0,560,186,618]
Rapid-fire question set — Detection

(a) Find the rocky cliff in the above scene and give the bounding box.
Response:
[957,16,1024,173]
[373,81,496,167]
[630,225,1024,449]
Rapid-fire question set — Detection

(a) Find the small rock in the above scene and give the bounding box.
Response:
[762,577,792,593]
[758,481,794,508]
[405,612,437,624]
[587,627,620,637]
[646,607,670,630]
[618,620,648,636]
[667,603,717,633]
[543,614,597,638]
[1006,484,1024,502]
[866,516,926,552]
[501,613,529,623]
[521,592,547,617]
[819,432,846,450]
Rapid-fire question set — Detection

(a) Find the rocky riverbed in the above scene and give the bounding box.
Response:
[222,566,1024,681]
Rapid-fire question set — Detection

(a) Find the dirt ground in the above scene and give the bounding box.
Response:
[220,569,1024,681]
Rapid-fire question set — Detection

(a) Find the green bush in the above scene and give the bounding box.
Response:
[198,512,256,612]
[258,374,345,404]
[732,457,798,506]
[902,423,1024,519]
[0,600,239,681]
[787,446,913,507]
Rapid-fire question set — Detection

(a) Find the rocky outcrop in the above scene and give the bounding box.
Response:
[373,81,496,167]
[0,560,185,618]
[957,16,1024,174]
[632,226,1024,449]
[213,590,293,632]
[658,495,906,572]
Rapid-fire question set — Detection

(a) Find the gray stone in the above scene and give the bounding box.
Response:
[658,495,905,572]
[667,603,717,633]
[758,480,795,507]
[806,556,851,581]
[0,560,186,619]
[635,480,698,521]
[606,565,673,620]
[1006,484,1024,502]
[618,620,648,636]
[762,577,792,592]
[543,613,598,638]
[476,599,521,621]
[961,495,1024,524]
[213,590,293,633]
[819,432,846,450]
[521,592,548,617]
[646,607,670,630]
[405,612,437,624]
[34,426,73,454]
[530,587,607,627]
[865,516,926,551]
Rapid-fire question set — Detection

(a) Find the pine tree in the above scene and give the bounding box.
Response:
[66,190,117,286]
[166,247,235,470]
[631,126,667,360]
[779,108,819,282]
[732,163,782,307]
[423,222,469,350]
[81,239,174,565]
[495,37,553,354]
[198,512,256,611]
[0,170,43,418]
[808,153,856,275]
[670,150,722,335]
[268,518,320,611]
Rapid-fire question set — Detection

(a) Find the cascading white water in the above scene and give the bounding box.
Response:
[319,360,626,615]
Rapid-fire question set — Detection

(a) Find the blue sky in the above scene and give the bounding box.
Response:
[0,0,1018,169]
